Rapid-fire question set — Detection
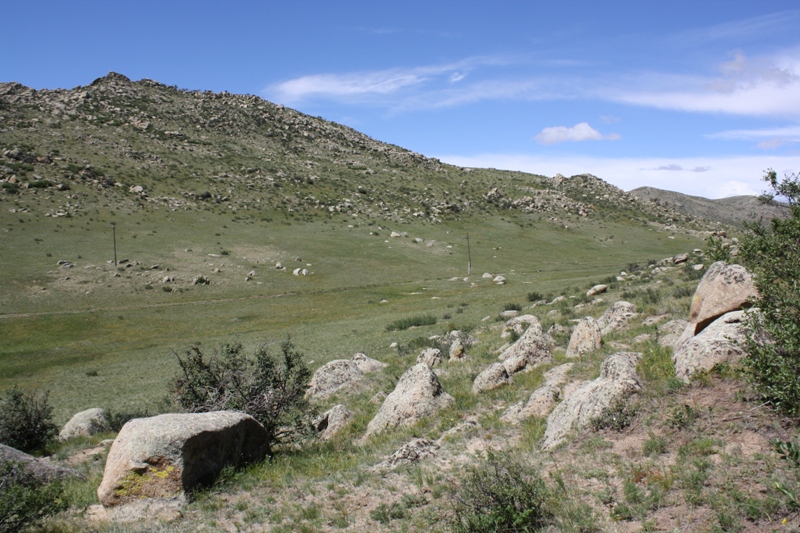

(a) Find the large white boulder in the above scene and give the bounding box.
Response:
[673,310,748,381]
[97,412,268,506]
[473,363,513,393]
[59,407,111,441]
[596,301,637,336]
[365,364,454,437]
[689,262,756,334]
[498,320,552,375]
[541,352,642,450]
[306,360,364,400]
[565,317,602,358]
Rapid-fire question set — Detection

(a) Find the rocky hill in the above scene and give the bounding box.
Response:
[1,72,713,229]
[629,186,785,227]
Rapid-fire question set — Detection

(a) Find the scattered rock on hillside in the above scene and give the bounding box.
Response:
[351,352,387,373]
[586,284,608,297]
[541,352,642,450]
[657,319,689,349]
[502,363,574,424]
[373,438,438,471]
[673,253,689,264]
[365,364,454,437]
[493,275,506,285]
[0,444,85,482]
[97,412,268,506]
[501,314,539,339]
[417,347,443,368]
[565,317,602,358]
[673,310,748,381]
[449,338,466,360]
[689,261,756,334]
[314,405,353,441]
[59,407,111,441]
[498,319,552,374]
[305,360,364,400]
[597,301,637,336]
[473,363,513,393]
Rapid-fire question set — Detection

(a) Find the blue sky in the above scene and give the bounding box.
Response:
[3,1,800,198]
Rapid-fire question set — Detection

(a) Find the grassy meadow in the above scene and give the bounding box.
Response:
[0,201,702,423]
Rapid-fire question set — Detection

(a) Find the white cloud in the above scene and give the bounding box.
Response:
[648,164,710,172]
[599,115,621,124]
[709,125,800,140]
[450,72,466,83]
[534,122,620,145]
[436,152,800,199]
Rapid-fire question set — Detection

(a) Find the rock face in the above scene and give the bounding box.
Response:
[596,301,637,336]
[501,314,540,339]
[0,444,84,482]
[351,353,387,374]
[449,338,466,360]
[673,310,747,381]
[314,405,353,441]
[541,352,642,450]
[373,438,439,471]
[658,319,689,349]
[473,363,513,393]
[565,317,602,358]
[365,364,454,437]
[416,348,443,368]
[97,412,268,506]
[689,262,756,334]
[502,363,574,423]
[306,360,364,400]
[498,320,552,374]
[59,407,111,441]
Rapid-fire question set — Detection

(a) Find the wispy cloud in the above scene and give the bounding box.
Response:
[599,115,621,124]
[648,164,710,172]
[534,122,620,145]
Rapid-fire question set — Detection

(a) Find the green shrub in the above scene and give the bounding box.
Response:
[169,339,312,455]
[0,386,58,454]
[526,292,544,302]
[739,170,800,416]
[591,398,637,432]
[385,314,437,331]
[503,302,523,312]
[0,460,67,533]
[451,454,551,533]
[704,235,731,262]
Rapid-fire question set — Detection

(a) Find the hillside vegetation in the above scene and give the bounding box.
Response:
[3,74,795,533]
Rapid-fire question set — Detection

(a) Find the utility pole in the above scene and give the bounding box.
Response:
[111,222,117,266]
[466,233,472,275]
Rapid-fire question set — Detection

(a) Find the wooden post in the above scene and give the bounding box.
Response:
[466,233,472,275]
[111,222,117,266]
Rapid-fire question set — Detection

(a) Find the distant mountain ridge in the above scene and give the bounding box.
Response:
[629,186,785,227]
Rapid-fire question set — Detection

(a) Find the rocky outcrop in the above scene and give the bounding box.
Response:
[314,405,353,441]
[689,262,756,334]
[365,364,454,437]
[59,407,111,441]
[473,363,513,393]
[673,310,748,381]
[657,319,689,349]
[502,363,574,423]
[596,301,637,336]
[501,314,540,339]
[306,360,364,400]
[565,317,602,358]
[351,353,387,374]
[372,438,438,471]
[498,319,552,374]
[586,284,608,297]
[541,352,642,450]
[416,348,443,368]
[0,444,84,482]
[97,412,268,506]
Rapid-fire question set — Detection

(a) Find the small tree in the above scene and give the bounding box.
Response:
[0,386,58,454]
[0,460,66,533]
[169,339,312,454]
[739,169,800,415]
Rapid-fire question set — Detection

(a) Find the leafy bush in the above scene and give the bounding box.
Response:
[169,339,312,454]
[591,398,637,432]
[0,460,67,533]
[385,314,437,331]
[0,386,58,453]
[739,170,800,415]
[502,302,523,312]
[704,235,731,262]
[451,454,551,533]
[526,292,544,302]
